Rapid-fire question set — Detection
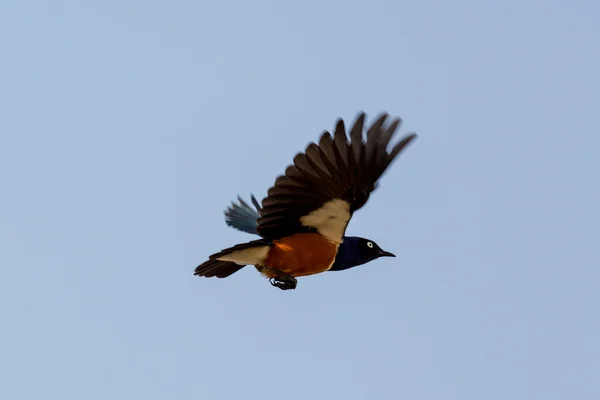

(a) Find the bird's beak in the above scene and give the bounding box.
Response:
[377,249,396,258]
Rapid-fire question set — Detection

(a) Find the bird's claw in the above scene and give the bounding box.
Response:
[269,276,297,290]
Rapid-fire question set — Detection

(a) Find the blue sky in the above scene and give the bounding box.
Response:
[1,1,598,399]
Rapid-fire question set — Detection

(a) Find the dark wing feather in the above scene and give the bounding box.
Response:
[256,112,417,241]
[224,194,262,235]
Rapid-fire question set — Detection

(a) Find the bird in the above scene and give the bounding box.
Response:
[194,112,417,290]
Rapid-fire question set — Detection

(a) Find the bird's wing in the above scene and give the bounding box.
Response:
[224,194,262,235]
[256,112,417,243]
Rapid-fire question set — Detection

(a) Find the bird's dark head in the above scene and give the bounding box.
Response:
[330,236,395,271]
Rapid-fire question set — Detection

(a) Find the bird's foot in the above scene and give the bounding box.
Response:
[269,275,297,290]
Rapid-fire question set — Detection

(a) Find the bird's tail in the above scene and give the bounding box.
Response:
[194,239,270,278]
[194,260,245,278]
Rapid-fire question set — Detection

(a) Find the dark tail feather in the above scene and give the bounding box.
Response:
[224,194,262,235]
[194,238,269,279]
[194,259,245,278]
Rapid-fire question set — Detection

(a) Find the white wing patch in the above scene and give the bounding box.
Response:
[216,246,270,266]
[299,199,351,243]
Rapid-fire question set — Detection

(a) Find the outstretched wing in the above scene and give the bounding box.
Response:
[256,112,417,242]
[224,195,262,235]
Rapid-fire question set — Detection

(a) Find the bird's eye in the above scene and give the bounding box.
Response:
[367,242,374,248]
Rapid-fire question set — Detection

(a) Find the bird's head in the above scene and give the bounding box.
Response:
[330,236,395,271]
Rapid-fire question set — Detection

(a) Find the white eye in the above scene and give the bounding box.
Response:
[367,242,374,248]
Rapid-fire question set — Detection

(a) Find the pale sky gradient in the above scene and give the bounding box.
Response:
[1,1,599,399]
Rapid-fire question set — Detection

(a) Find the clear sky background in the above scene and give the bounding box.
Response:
[1,1,598,399]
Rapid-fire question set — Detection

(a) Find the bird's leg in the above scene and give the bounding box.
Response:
[264,268,297,290]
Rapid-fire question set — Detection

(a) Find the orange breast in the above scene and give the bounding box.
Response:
[262,233,339,278]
